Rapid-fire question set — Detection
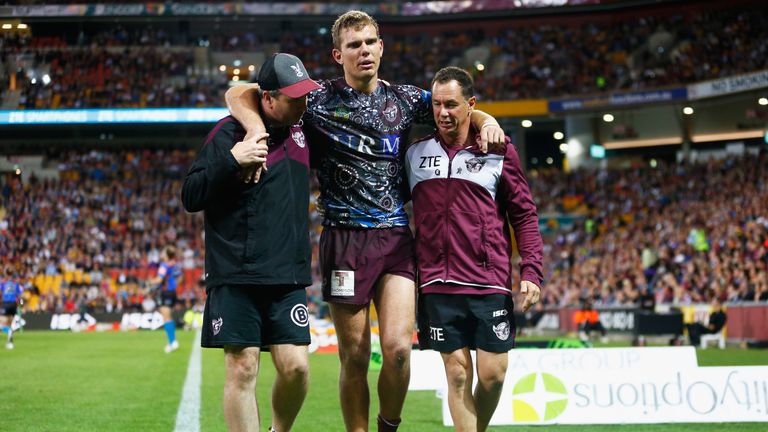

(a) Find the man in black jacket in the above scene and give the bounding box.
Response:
[687,298,727,346]
[182,53,320,432]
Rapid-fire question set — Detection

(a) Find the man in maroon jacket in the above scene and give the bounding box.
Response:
[405,66,544,432]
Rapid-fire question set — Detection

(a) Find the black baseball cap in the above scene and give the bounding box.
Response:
[257,53,321,98]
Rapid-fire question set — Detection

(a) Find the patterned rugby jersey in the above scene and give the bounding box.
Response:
[304,78,432,228]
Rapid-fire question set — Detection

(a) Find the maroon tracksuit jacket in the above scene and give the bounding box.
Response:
[405,133,544,296]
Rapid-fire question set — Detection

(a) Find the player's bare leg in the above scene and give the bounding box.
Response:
[474,349,508,432]
[2,315,12,349]
[372,274,416,430]
[160,305,178,352]
[329,303,371,431]
[442,348,477,432]
[270,344,310,431]
[223,346,261,432]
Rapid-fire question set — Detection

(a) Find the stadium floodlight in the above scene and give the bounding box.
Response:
[521,119,533,128]
[602,114,614,122]
[683,106,694,115]
[553,131,564,140]
[759,97,768,106]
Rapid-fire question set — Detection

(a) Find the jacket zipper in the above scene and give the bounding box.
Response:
[444,152,454,280]
[448,148,488,270]
[284,141,298,285]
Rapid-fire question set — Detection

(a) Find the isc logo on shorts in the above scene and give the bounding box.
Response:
[331,270,354,297]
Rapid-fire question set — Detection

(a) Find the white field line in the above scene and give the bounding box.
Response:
[174,330,202,432]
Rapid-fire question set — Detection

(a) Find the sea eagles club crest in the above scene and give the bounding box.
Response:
[292,130,306,148]
[381,101,401,127]
[465,157,486,173]
[493,321,510,340]
[212,317,223,335]
[290,62,304,77]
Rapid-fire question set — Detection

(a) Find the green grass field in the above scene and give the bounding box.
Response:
[0,330,766,431]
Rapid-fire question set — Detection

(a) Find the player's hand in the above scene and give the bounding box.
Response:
[477,123,506,153]
[230,132,269,183]
[520,280,541,312]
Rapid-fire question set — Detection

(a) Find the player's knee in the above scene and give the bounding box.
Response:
[445,364,470,390]
[339,348,371,374]
[443,355,471,387]
[277,358,309,383]
[381,342,410,371]
[477,364,507,390]
[227,357,259,387]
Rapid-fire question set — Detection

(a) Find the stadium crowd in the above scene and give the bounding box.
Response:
[2,6,767,108]
[1,147,766,317]
[533,151,768,308]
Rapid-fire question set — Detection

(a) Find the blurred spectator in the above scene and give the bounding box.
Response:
[574,298,608,343]
[686,297,727,346]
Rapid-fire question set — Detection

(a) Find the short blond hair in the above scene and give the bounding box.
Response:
[331,10,380,49]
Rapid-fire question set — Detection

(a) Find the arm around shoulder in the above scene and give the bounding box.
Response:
[225,84,266,138]
[470,110,505,152]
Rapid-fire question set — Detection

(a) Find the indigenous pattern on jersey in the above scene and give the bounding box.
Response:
[157,263,182,293]
[304,78,432,228]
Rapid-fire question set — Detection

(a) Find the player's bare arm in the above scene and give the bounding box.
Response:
[225,84,267,139]
[470,110,505,152]
[225,85,270,183]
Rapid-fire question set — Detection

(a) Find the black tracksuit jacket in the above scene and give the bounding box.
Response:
[181,116,312,288]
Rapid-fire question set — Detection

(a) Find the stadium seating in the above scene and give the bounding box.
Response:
[1,2,766,318]
[2,5,767,108]
[2,147,765,315]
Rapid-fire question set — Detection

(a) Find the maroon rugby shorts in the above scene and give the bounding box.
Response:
[320,226,416,304]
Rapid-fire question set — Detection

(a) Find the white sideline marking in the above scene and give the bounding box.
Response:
[174,330,202,432]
